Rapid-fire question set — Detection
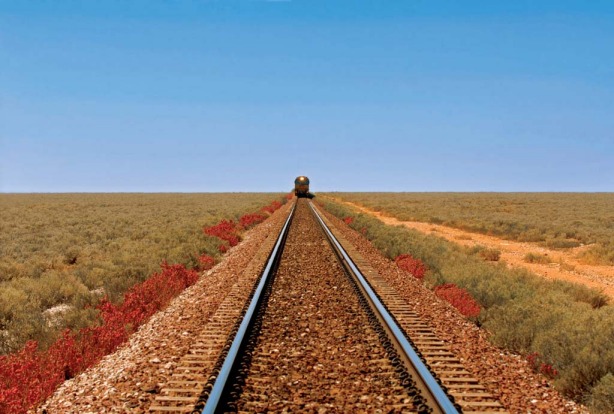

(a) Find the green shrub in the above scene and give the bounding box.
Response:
[465,245,501,261]
[524,252,552,264]
[62,246,81,265]
[545,238,581,249]
[532,308,614,401]
[0,263,20,282]
[518,228,547,242]
[555,260,576,273]
[479,247,501,261]
[465,245,485,255]
[484,296,564,354]
[587,373,614,414]
[0,286,31,328]
[0,285,49,353]
[550,280,609,309]
[579,241,614,266]
[34,271,89,310]
[62,307,100,332]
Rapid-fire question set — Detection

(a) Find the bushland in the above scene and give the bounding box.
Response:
[0,193,285,354]
[320,198,614,412]
[0,193,288,412]
[325,192,614,265]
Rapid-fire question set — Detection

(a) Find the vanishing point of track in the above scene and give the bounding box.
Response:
[150,199,507,413]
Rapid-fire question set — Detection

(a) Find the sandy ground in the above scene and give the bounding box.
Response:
[335,199,614,299]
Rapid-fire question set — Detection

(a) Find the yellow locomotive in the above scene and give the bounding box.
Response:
[294,176,312,198]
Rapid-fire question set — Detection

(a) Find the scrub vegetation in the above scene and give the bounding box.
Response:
[0,192,288,412]
[0,193,284,354]
[524,252,554,264]
[325,192,614,265]
[320,198,614,412]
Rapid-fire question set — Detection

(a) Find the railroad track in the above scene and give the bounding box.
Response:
[150,199,507,413]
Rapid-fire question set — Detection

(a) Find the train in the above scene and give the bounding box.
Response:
[294,176,313,198]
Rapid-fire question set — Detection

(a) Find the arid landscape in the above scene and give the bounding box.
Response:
[333,197,614,298]
[2,1,613,413]
[2,192,613,413]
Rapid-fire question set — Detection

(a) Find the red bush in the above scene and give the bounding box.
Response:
[434,283,481,318]
[395,254,427,280]
[343,216,354,225]
[197,254,215,270]
[0,341,61,414]
[239,213,266,229]
[119,262,199,327]
[0,263,198,413]
[540,363,559,378]
[262,200,283,214]
[242,197,286,228]
[203,220,241,247]
[527,352,559,379]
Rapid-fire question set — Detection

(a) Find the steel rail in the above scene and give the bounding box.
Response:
[201,203,295,414]
[309,201,459,414]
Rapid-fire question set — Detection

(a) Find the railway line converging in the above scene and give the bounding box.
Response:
[149,198,506,413]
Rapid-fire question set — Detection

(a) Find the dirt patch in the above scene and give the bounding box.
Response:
[336,199,614,299]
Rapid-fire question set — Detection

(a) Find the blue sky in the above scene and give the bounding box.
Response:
[1,1,613,192]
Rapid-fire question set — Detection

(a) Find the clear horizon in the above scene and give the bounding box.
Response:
[2,1,613,192]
